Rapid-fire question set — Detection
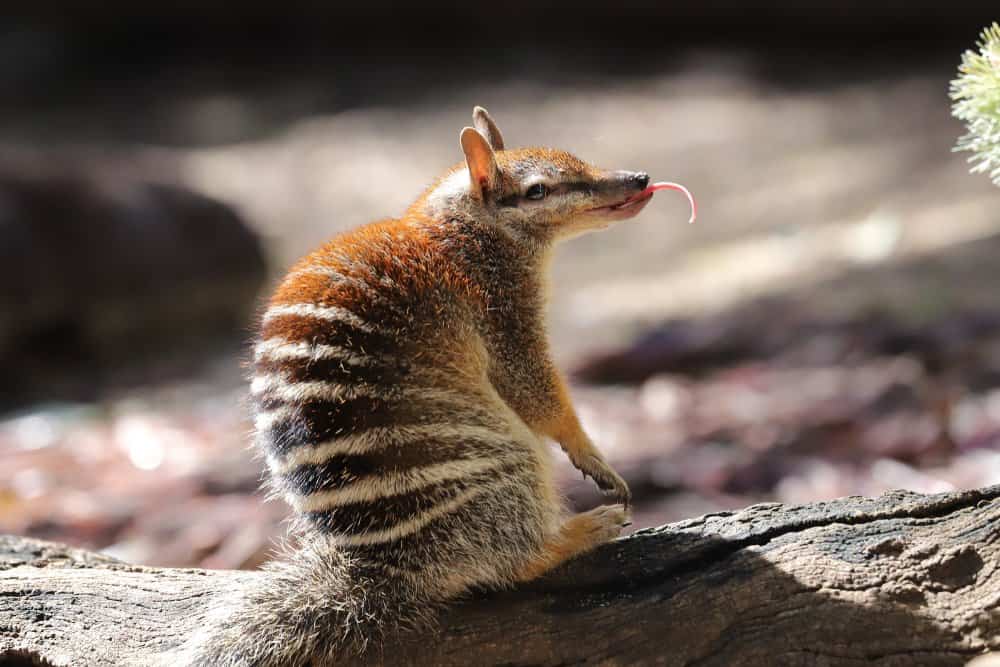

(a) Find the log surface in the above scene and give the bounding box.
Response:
[2,486,999,666]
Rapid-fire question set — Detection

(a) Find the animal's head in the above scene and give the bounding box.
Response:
[413,106,657,243]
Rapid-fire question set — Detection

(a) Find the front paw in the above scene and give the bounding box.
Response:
[584,503,631,543]
[577,455,631,507]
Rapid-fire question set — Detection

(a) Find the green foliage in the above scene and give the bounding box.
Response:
[951,23,1000,186]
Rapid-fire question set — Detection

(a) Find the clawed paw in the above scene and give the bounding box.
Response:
[585,503,631,542]
[576,455,631,507]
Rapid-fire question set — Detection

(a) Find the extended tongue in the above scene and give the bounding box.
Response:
[641,182,697,224]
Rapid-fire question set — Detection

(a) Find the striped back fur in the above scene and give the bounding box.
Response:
[251,218,555,580]
[182,106,647,665]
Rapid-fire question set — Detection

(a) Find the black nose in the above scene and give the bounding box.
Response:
[631,172,650,189]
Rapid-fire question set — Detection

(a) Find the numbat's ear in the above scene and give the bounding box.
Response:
[460,126,501,200]
[472,106,505,151]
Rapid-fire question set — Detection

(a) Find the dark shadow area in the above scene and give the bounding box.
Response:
[0,651,57,667]
[0,162,267,412]
[1,5,996,147]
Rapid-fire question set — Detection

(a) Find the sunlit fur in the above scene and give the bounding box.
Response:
[184,109,638,666]
[415,147,642,242]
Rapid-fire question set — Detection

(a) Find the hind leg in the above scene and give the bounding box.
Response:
[513,504,629,582]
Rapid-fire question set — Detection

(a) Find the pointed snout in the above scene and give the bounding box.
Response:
[612,170,650,191]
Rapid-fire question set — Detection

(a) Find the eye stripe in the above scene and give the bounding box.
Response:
[497,180,592,207]
[562,181,594,194]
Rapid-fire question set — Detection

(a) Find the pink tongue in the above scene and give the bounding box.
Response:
[640,182,697,224]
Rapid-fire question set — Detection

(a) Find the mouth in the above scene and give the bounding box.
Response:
[587,181,697,224]
[587,191,654,220]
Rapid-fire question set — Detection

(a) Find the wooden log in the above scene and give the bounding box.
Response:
[2,486,999,666]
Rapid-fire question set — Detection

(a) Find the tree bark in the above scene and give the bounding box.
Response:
[2,486,999,666]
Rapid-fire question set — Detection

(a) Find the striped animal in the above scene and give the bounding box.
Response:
[195,106,653,666]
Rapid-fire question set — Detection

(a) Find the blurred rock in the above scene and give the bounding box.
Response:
[0,162,267,406]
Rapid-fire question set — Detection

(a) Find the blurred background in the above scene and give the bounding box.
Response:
[2,4,1000,570]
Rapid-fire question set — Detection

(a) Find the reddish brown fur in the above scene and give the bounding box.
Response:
[271,217,484,311]
[190,108,639,666]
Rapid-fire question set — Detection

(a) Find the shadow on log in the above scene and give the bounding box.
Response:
[2,487,999,666]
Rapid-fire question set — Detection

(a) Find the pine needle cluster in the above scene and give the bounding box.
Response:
[952,23,1000,186]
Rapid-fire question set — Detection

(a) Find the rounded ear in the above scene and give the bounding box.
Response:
[460,127,501,199]
[472,106,505,151]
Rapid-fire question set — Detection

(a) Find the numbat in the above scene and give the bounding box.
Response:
[194,107,686,666]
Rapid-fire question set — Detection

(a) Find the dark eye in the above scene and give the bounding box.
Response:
[525,183,548,200]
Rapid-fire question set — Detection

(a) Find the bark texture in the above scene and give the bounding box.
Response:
[2,487,999,666]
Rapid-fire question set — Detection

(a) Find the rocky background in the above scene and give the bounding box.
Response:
[2,6,1000,569]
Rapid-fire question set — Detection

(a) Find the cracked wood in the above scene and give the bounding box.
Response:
[2,486,1000,666]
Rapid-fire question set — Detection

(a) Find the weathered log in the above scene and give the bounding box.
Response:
[2,486,999,666]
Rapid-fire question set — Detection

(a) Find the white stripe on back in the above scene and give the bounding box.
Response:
[255,405,295,432]
[269,422,510,473]
[328,485,486,546]
[252,374,472,407]
[263,303,375,332]
[250,374,369,403]
[251,376,489,448]
[287,457,501,512]
[254,338,379,366]
[286,265,347,280]
[284,266,382,295]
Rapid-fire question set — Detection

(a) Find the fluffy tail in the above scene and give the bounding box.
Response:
[178,537,436,667]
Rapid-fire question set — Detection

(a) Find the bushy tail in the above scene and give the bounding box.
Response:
[175,538,437,667]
